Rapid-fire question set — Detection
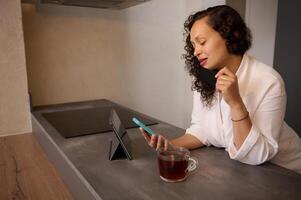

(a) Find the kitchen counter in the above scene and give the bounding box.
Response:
[31,99,301,200]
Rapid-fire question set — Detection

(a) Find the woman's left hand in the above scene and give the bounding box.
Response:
[215,67,243,108]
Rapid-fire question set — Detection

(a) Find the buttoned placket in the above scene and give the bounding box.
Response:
[217,92,228,147]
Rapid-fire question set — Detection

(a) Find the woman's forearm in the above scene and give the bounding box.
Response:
[231,102,252,149]
[170,134,204,150]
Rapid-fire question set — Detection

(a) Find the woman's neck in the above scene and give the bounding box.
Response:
[224,54,243,74]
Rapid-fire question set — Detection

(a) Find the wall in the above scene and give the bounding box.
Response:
[0,0,31,136]
[245,0,278,66]
[118,0,225,128]
[23,0,225,129]
[22,4,126,106]
[226,0,246,20]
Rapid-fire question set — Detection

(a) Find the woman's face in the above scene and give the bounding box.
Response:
[190,17,230,70]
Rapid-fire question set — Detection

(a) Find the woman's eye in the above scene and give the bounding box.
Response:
[201,41,206,45]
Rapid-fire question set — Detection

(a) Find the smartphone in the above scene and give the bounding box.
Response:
[132,117,155,135]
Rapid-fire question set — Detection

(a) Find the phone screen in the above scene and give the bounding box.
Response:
[132,117,155,135]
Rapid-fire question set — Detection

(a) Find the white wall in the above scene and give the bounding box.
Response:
[23,0,225,130]
[119,0,225,128]
[245,0,278,66]
[0,0,31,136]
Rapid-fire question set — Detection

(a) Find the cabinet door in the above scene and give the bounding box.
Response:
[274,0,301,136]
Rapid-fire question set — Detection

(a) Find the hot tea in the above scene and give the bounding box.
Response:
[157,147,197,182]
[158,152,188,181]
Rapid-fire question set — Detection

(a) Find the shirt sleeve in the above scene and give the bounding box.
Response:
[228,78,286,165]
[185,91,211,146]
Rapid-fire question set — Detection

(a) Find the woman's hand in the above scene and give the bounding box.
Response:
[139,128,170,151]
[215,67,243,108]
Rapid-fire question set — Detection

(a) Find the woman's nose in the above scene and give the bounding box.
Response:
[194,46,201,57]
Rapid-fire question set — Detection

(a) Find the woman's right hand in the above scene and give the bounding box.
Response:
[139,128,171,151]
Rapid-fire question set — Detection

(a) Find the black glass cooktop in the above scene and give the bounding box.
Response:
[43,106,157,138]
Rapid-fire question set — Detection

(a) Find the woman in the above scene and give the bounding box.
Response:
[140,5,301,173]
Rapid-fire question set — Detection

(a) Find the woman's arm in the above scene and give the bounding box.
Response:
[228,91,286,165]
[216,67,252,149]
[230,100,252,149]
[170,134,204,149]
[216,66,286,165]
[140,129,204,150]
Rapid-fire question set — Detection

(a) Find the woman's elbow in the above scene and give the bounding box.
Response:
[238,158,267,166]
[231,145,278,165]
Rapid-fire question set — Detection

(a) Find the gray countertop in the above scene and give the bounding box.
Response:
[31,99,301,200]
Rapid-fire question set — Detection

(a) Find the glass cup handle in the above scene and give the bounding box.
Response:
[188,157,198,172]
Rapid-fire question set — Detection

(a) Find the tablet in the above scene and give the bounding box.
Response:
[109,109,132,160]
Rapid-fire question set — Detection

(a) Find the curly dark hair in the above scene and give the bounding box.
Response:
[183,5,252,107]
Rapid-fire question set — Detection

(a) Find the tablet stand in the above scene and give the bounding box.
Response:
[109,132,128,160]
[108,109,132,160]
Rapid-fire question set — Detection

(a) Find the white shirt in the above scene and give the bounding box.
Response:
[186,54,301,173]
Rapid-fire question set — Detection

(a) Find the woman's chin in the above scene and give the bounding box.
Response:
[201,64,214,70]
[201,63,220,71]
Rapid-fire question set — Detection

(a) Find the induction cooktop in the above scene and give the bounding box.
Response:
[43,106,157,138]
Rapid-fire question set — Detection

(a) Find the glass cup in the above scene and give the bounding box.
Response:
[157,147,198,182]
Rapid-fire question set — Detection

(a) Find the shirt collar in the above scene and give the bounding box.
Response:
[235,53,249,78]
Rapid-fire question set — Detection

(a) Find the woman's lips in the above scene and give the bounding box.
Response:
[199,58,207,66]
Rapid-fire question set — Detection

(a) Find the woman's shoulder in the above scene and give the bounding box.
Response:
[245,55,285,95]
[247,55,282,81]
